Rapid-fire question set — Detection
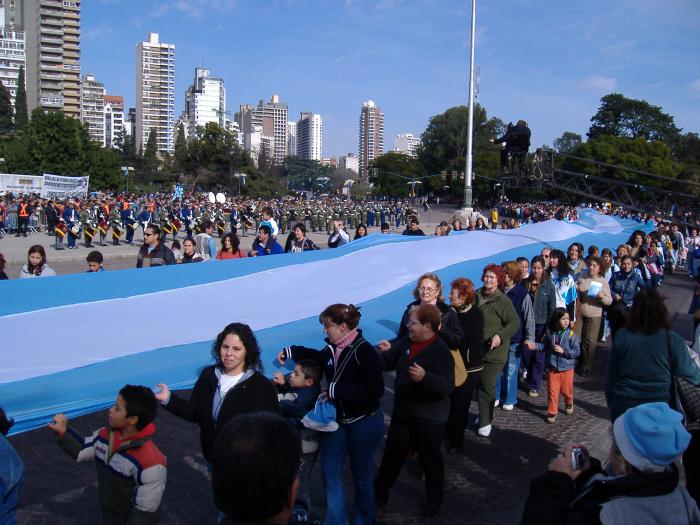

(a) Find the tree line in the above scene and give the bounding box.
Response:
[0,79,697,200]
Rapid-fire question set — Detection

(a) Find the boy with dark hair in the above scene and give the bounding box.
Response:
[259,206,279,238]
[86,250,105,272]
[212,413,300,525]
[273,359,322,523]
[48,385,167,524]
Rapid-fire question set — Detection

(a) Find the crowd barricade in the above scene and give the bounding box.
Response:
[0,209,48,235]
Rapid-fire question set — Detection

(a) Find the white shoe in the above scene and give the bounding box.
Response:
[477,424,492,437]
[494,400,499,407]
[501,404,514,411]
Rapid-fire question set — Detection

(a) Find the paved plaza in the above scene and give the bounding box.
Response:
[3,214,696,525]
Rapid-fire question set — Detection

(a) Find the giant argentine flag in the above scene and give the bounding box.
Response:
[1,210,648,434]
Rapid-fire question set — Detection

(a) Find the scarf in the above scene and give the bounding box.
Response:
[408,335,437,361]
[333,328,359,363]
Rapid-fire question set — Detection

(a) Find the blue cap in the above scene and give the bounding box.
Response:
[613,402,690,472]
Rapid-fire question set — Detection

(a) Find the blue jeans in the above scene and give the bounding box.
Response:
[321,410,384,525]
[495,343,521,406]
[1,435,26,525]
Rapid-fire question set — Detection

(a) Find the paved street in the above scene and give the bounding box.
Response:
[7,269,695,524]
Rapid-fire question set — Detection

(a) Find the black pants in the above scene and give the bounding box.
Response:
[684,429,700,504]
[446,371,481,448]
[375,415,445,506]
[17,216,29,235]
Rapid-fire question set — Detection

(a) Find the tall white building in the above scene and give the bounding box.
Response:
[287,121,296,156]
[103,95,124,148]
[80,73,105,144]
[393,133,419,158]
[17,0,81,118]
[339,153,359,174]
[0,4,25,110]
[237,95,288,164]
[185,67,225,132]
[358,100,384,181]
[136,32,175,153]
[258,95,288,164]
[296,112,322,161]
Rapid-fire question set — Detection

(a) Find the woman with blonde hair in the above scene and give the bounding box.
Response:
[377,272,463,352]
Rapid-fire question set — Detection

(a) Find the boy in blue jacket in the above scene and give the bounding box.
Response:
[273,359,322,522]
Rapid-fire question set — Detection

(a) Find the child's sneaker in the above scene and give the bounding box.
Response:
[565,404,574,415]
[546,414,557,424]
[528,389,539,397]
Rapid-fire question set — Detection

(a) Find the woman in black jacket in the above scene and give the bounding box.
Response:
[155,323,279,463]
[378,272,463,352]
[278,304,384,525]
[445,277,485,452]
[375,303,455,517]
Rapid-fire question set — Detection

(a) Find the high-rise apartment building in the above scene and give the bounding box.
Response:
[287,121,296,156]
[80,73,105,144]
[393,133,419,158]
[0,3,25,110]
[103,95,124,148]
[258,95,287,165]
[136,32,175,153]
[237,95,288,165]
[358,100,384,181]
[17,0,81,118]
[296,112,322,161]
[339,153,359,174]
[185,67,225,132]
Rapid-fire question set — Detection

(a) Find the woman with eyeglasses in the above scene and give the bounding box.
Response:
[155,323,280,464]
[377,272,463,353]
[278,304,384,525]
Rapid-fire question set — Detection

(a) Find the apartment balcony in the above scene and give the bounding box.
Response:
[41,27,63,37]
[40,96,64,108]
[40,71,63,80]
[40,54,62,63]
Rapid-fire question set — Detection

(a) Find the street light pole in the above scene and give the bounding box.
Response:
[464,0,476,210]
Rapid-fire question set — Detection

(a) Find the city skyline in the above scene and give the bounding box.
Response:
[47,1,700,160]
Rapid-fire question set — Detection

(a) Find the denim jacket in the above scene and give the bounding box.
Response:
[544,328,580,371]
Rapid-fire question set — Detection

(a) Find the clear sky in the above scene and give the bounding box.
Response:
[83,0,700,159]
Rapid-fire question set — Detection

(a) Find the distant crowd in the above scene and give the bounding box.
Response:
[3,205,700,525]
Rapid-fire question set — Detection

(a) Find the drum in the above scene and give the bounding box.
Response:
[70,225,80,236]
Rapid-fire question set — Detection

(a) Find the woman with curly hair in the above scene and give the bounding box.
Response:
[19,245,56,278]
[155,323,279,462]
[216,232,246,260]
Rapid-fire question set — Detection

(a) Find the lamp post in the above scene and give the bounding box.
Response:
[121,166,134,194]
[233,172,246,196]
[454,0,477,225]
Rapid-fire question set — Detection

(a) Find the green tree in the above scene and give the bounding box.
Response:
[284,156,331,191]
[418,104,505,200]
[370,152,428,197]
[587,93,682,149]
[0,82,13,134]
[14,65,28,130]
[553,131,582,154]
[173,123,188,173]
[562,135,679,186]
[143,128,159,182]
[0,109,121,188]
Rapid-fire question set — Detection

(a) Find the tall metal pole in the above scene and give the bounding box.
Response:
[463,0,476,210]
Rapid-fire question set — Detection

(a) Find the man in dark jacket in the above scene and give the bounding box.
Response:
[521,402,699,525]
[375,304,454,517]
[136,224,176,268]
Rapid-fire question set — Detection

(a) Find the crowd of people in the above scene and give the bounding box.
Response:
[3,198,700,524]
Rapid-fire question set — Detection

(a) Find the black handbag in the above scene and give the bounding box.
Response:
[666,331,700,426]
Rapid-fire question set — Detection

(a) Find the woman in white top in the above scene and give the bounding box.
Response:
[19,245,56,278]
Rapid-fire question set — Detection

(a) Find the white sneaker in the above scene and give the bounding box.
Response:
[477,424,492,437]
[501,404,514,411]
[494,400,499,407]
